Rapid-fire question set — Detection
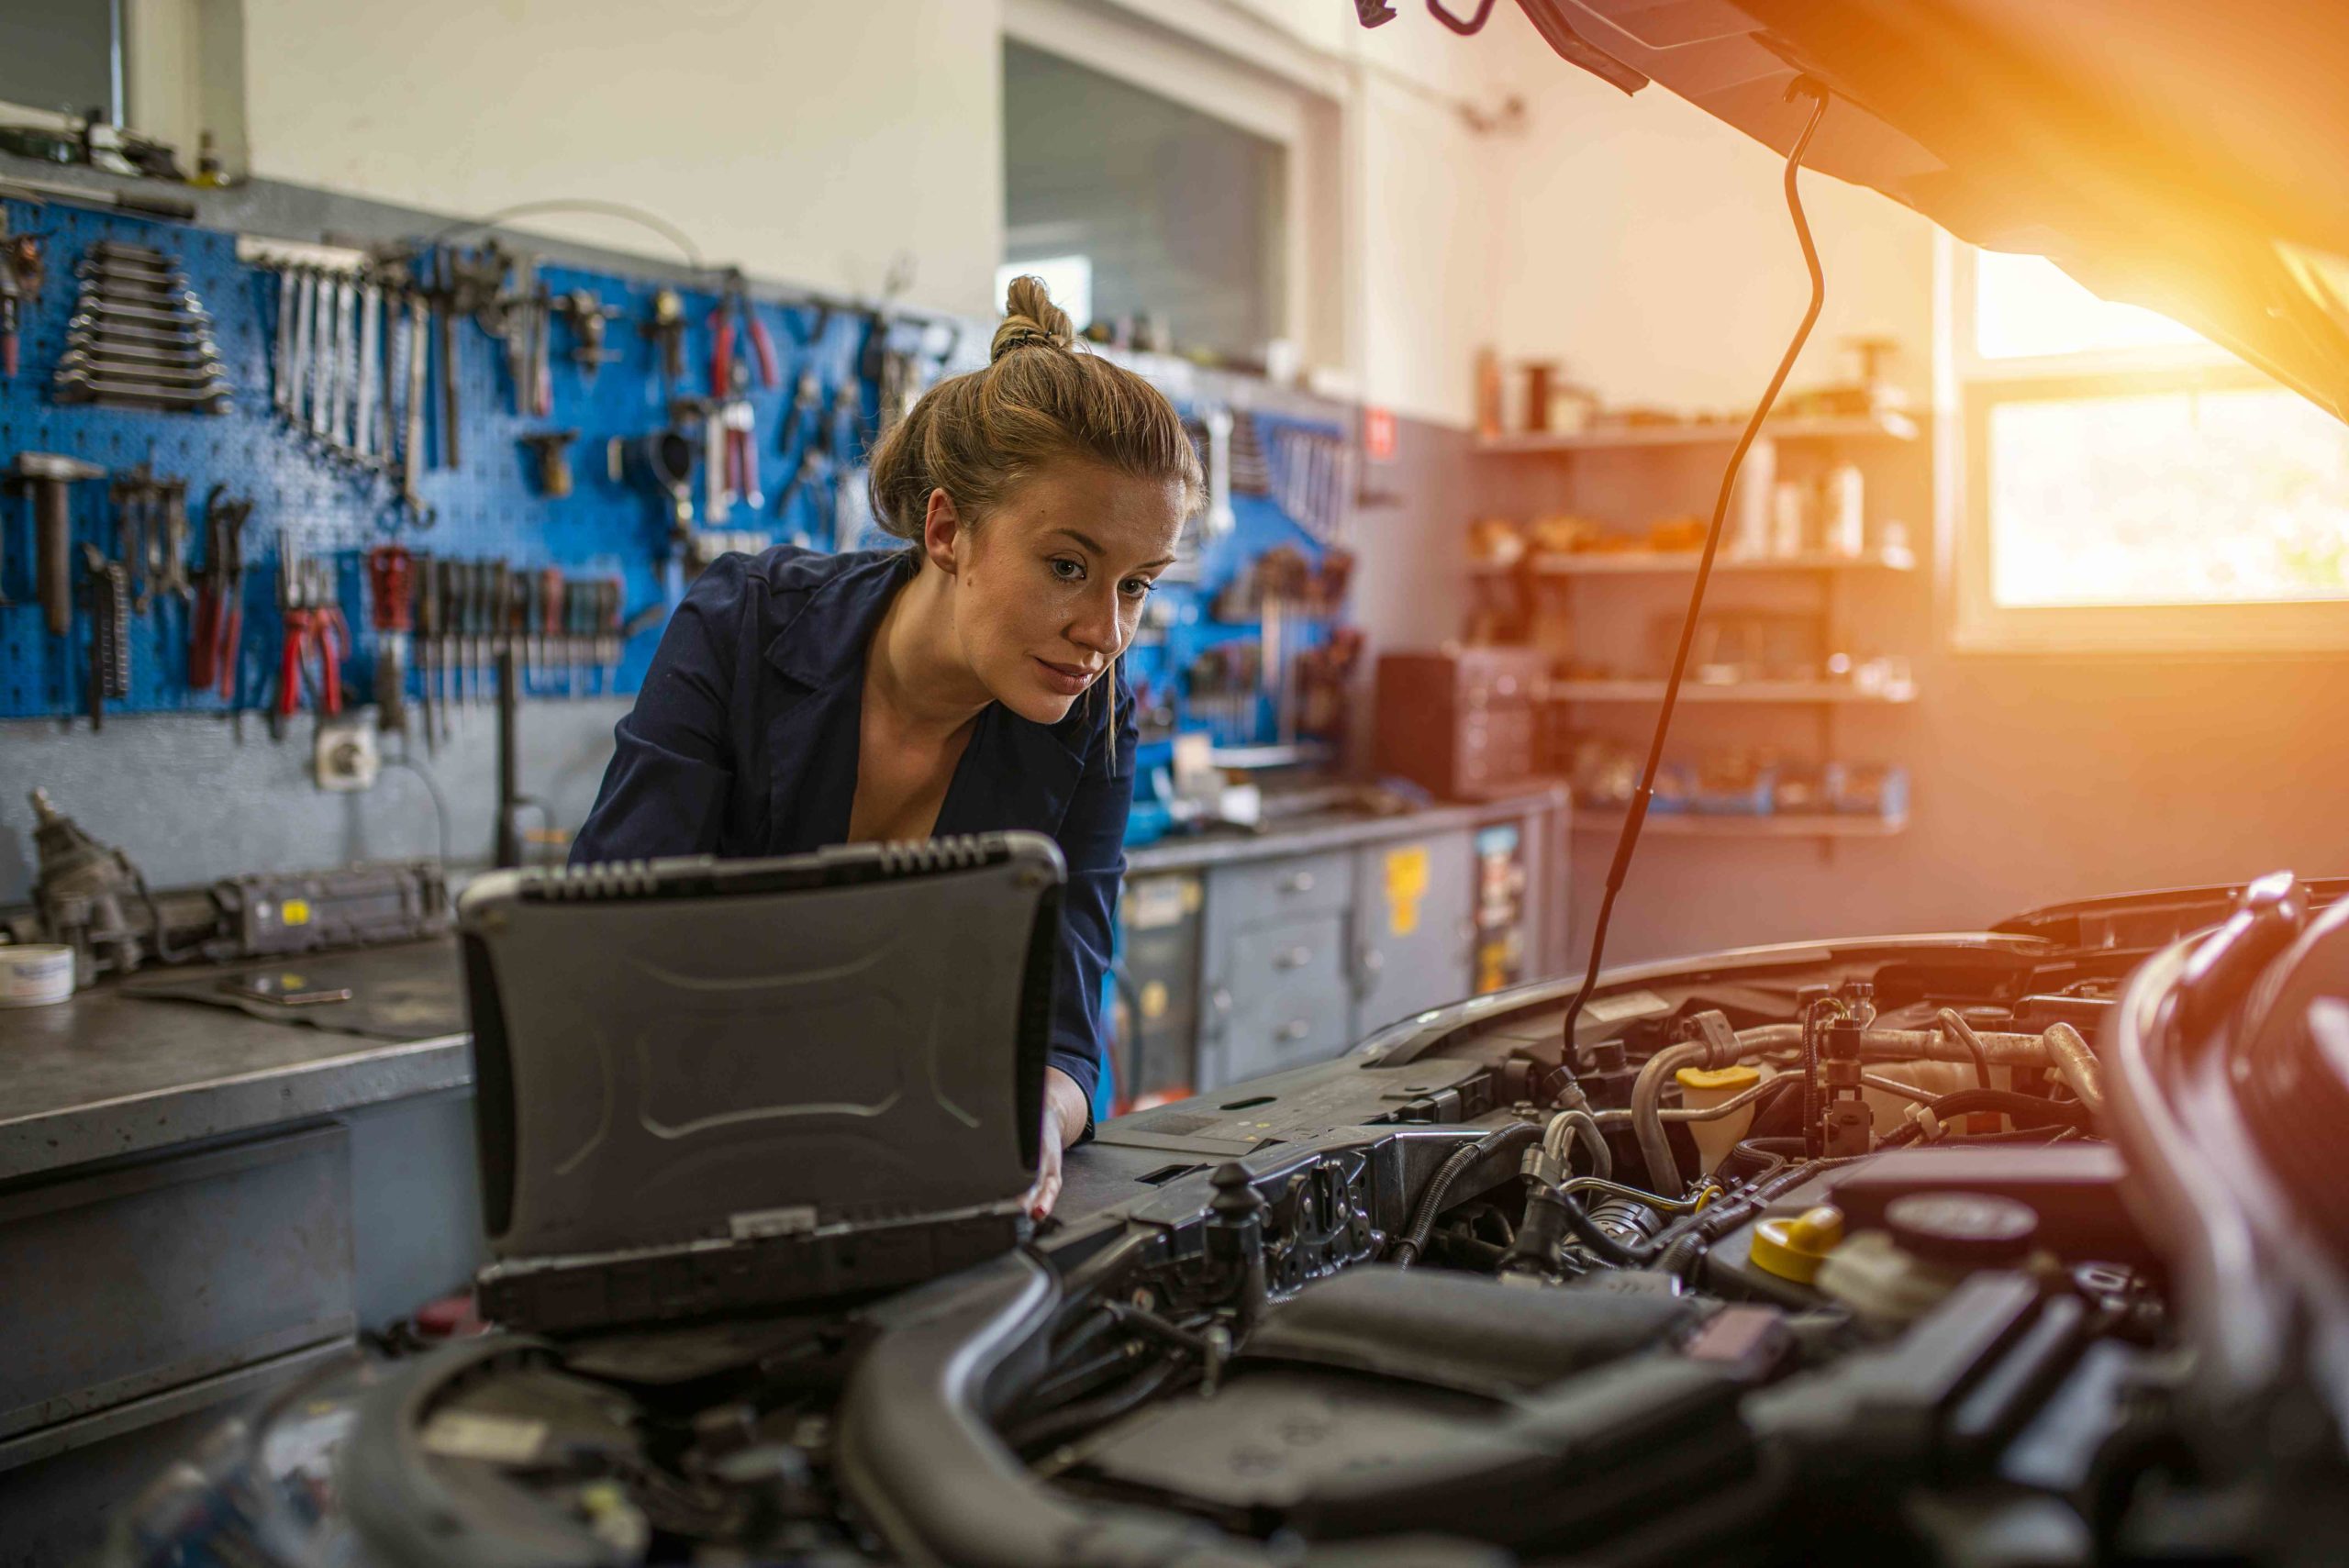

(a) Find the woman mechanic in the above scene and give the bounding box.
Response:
[570,277,1199,1219]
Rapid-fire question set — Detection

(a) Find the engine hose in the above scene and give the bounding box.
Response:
[1936,1007,1997,1091]
[1915,1086,2094,1131]
[1390,1121,1542,1268]
[1553,1181,1666,1268]
[2043,1021,2106,1119]
[1631,1040,1720,1196]
[1542,1107,1614,1179]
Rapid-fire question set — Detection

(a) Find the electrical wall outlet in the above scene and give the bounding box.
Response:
[314,719,381,792]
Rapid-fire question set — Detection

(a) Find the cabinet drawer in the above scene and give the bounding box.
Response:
[1209,849,1354,925]
[0,1126,355,1450]
[1219,914,1353,1081]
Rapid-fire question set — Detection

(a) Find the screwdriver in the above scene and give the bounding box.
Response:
[414,549,439,751]
[442,558,471,712]
[538,567,562,686]
[364,544,413,738]
[599,577,622,691]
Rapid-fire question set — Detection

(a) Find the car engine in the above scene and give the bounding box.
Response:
[104,876,2349,1568]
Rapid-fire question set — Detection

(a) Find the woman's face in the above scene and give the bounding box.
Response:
[937,462,1185,725]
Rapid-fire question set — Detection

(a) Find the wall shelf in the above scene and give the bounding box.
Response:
[1475,549,1918,576]
[1570,811,1909,840]
[1476,409,1920,454]
[1544,680,1918,705]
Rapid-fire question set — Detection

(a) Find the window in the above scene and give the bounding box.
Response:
[1000,37,1289,368]
[1948,242,2349,652]
[0,1,121,126]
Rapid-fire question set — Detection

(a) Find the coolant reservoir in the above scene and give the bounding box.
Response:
[1676,1062,1774,1173]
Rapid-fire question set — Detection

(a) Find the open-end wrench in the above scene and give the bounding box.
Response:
[310,271,337,439]
[354,279,381,464]
[75,296,212,329]
[289,268,315,419]
[64,348,229,384]
[273,268,295,413]
[65,315,217,351]
[60,338,224,371]
[53,373,232,413]
[403,291,429,506]
[329,274,357,452]
[83,279,203,311]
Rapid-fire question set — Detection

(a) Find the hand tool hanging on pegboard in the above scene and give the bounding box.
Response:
[189,486,250,701]
[366,544,413,737]
[0,209,45,379]
[554,288,622,387]
[8,452,104,638]
[642,287,685,404]
[54,240,231,414]
[710,271,777,514]
[79,543,129,729]
[493,252,552,418]
[274,532,347,731]
[411,550,438,751]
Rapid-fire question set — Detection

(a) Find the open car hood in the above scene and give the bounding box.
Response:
[1516,0,2349,421]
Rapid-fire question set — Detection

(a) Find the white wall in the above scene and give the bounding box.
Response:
[236,0,1008,317]
[1478,6,1938,412]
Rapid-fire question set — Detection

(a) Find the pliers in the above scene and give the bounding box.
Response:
[189,485,250,698]
[709,272,776,512]
[276,534,348,718]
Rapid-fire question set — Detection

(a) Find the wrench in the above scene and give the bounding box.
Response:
[273,268,295,412]
[75,296,211,328]
[65,314,217,350]
[310,270,336,439]
[289,268,315,419]
[53,372,231,412]
[354,279,380,463]
[56,353,228,386]
[403,292,429,508]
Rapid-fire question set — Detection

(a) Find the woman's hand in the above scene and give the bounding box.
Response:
[1028,1066,1093,1220]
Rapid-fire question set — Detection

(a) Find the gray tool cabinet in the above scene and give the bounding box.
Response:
[1125,791,1565,1094]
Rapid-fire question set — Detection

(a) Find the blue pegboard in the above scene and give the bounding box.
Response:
[0,199,907,722]
[1,196,1350,749]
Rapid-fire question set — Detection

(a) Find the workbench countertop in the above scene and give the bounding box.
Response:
[0,795,1564,1186]
[0,939,471,1184]
[1122,787,1565,874]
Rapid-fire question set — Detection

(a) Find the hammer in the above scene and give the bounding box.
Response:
[7,452,105,636]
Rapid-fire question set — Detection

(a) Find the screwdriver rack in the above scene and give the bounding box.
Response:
[0,197,1352,749]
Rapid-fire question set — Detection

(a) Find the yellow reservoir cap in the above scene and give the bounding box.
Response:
[1677,1064,1761,1093]
[1752,1205,1846,1284]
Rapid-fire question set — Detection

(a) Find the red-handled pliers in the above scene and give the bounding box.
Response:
[708,269,778,394]
[276,539,348,717]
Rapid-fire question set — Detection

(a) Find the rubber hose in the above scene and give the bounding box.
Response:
[1391,1122,1542,1268]
[1631,1040,1714,1196]
[2043,1021,2106,1119]
[1936,1007,1996,1091]
[1920,1086,2094,1130]
[1544,1107,1614,1180]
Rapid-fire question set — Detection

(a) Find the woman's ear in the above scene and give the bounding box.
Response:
[921,488,962,575]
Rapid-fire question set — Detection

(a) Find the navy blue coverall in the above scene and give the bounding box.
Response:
[569,545,1133,1114]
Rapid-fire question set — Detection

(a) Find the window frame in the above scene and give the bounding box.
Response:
[999,0,1345,377]
[1943,239,2349,655]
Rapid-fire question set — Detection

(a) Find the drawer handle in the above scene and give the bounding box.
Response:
[1276,1020,1311,1042]
[1279,871,1316,895]
[1275,946,1312,970]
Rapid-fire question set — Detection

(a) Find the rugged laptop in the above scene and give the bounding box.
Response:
[456,833,1064,1334]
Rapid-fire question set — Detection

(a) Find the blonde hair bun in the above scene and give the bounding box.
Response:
[991,274,1077,362]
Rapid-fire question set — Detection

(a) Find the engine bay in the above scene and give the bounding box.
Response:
[112,880,2349,1568]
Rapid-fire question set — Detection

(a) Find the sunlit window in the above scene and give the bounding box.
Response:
[1955,244,2349,650]
[1989,387,2349,607]
[1974,251,2205,360]
[995,255,1095,332]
